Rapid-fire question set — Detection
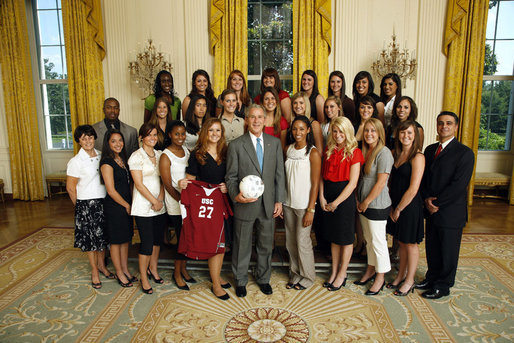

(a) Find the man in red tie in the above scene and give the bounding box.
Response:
[417,111,475,299]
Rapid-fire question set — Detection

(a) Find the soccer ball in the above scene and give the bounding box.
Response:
[239,175,265,199]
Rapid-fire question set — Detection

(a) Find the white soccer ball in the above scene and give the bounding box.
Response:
[239,175,265,199]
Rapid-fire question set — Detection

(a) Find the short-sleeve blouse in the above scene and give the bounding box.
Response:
[357,147,394,210]
[264,116,288,138]
[128,147,166,217]
[322,147,364,182]
[66,148,106,200]
[186,150,226,184]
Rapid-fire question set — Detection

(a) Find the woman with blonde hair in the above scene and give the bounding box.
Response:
[319,116,364,291]
[291,91,323,152]
[354,118,394,296]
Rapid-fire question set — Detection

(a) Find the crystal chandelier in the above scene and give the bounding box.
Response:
[371,32,417,88]
[128,39,173,95]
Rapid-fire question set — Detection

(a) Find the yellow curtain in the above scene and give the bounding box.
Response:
[292,0,331,97]
[0,0,45,200]
[442,0,489,206]
[209,0,248,96]
[62,0,105,151]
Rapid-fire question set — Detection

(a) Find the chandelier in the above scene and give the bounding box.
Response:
[128,39,173,95]
[371,32,417,87]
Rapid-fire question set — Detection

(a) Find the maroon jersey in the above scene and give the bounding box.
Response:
[178,180,233,260]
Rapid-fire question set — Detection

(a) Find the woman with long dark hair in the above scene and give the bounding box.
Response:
[379,73,402,127]
[352,71,385,123]
[183,95,209,151]
[386,96,424,149]
[182,69,217,118]
[100,129,136,287]
[328,70,355,124]
[147,97,173,151]
[144,70,181,122]
[300,69,325,123]
[262,87,288,150]
[253,67,292,122]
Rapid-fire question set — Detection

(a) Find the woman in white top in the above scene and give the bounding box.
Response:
[283,116,321,289]
[129,123,166,294]
[159,120,193,291]
[66,125,110,289]
[379,73,402,127]
[184,95,209,151]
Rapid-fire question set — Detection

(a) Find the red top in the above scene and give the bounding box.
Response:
[264,116,289,137]
[253,90,290,104]
[322,147,364,182]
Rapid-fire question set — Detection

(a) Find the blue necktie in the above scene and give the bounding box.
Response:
[256,137,263,172]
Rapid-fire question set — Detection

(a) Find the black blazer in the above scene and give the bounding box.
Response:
[421,138,474,228]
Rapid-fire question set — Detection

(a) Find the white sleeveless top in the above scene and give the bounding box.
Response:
[162,146,190,215]
[284,144,314,209]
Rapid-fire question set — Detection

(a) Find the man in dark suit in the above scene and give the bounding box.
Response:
[225,104,286,297]
[92,98,139,156]
[417,111,475,299]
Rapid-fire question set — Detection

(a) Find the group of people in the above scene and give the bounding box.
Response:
[66,67,474,301]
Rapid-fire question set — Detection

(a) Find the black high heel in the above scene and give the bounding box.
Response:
[211,287,230,300]
[354,273,376,285]
[147,269,164,284]
[394,283,415,296]
[173,275,190,291]
[182,272,197,283]
[116,275,133,288]
[386,278,405,289]
[365,281,385,296]
[125,274,138,283]
[328,277,347,291]
[141,282,153,294]
[323,281,333,288]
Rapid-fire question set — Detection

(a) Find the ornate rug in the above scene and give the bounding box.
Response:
[0,228,512,342]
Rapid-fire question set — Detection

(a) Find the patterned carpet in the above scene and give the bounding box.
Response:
[0,228,512,342]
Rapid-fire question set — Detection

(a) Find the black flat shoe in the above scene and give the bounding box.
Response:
[328,277,347,291]
[125,274,138,283]
[354,273,376,285]
[173,275,190,290]
[236,286,247,297]
[221,282,232,289]
[100,270,116,279]
[365,281,385,296]
[211,287,230,300]
[322,281,333,288]
[147,269,164,284]
[394,283,415,296]
[257,283,273,295]
[182,273,197,283]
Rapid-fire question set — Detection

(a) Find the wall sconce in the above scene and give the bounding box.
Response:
[371,30,417,87]
[128,39,172,95]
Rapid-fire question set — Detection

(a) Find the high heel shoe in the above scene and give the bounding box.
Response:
[322,281,333,288]
[394,283,415,296]
[173,275,190,291]
[125,273,138,283]
[211,287,230,300]
[182,272,197,283]
[116,275,133,288]
[91,281,102,289]
[386,278,405,289]
[141,282,153,294]
[328,277,347,291]
[365,281,385,296]
[147,269,164,284]
[99,270,116,279]
[221,282,232,289]
[354,273,376,285]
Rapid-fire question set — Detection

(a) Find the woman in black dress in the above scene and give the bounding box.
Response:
[386,121,425,296]
[352,71,385,123]
[179,118,231,300]
[100,129,136,287]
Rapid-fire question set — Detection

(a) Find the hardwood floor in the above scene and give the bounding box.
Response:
[0,195,512,249]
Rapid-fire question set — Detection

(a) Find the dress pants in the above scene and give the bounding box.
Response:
[359,214,391,273]
[283,206,315,288]
[425,219,463,291]
[232,206,274,286]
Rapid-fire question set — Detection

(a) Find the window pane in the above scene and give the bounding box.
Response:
[248,41,261,75]
[486,1,498,39]
[49,115,69,149]
[481,80,493,114]
[42,84,65,115]
[248,80,261,99]
[41,46,64,79]
[37,0,58,10]
[281,79,292,95]
[58,9,64,45]
[490,80,513,115]
[37,10,60,45]
[261,3,288,39]
[484,41,497,75]
[496,1,514,39]
[66,115,73,149]
[63,84,70,114]
[493,40,514,75]
[248,4,261,39]
[261,40,293,74]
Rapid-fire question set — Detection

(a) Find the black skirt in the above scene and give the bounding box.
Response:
[321,180,356,245]
[74,199,107,252]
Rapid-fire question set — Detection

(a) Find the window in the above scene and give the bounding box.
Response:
[480,0,514,151]
[247,0,293,99]
[31,0,72,150]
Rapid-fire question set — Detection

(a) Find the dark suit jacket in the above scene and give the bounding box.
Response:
[225,132,286,220]
[421,138,475,228]
[92,120,139,157]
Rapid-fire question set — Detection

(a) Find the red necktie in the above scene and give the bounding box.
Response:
[434,144,442,158]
